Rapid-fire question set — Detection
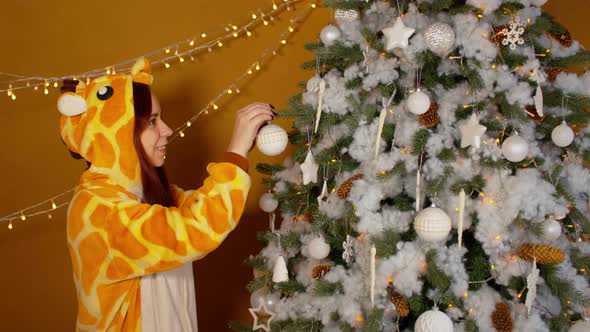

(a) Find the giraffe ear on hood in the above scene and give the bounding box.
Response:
[57,79,87,116]
[131,57,153,85]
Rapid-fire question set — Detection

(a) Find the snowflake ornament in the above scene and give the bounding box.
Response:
[502,16,525,50]
[342,235,354,263]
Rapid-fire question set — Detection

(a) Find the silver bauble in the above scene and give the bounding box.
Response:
[569,320,590,332]
[335,9,360,22]
[501,134,528,162]
[414,205,452,242]
[256,124,288,156]
[320,24,341,46]
[423,22,455,56]
[259,192,278,213]
[407,89,431,115]
[542,216,562,241]
[551,121,575,147]
[415,309,453,332]
[308,236,330,260]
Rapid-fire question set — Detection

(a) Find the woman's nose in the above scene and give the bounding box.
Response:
[161,120,173,137]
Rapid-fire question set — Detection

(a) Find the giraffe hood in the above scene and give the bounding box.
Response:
[58,58,153,192]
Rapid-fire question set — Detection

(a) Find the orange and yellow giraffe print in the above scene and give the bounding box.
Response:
[58,58,250,332]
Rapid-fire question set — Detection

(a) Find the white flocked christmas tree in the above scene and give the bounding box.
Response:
[235,1,590,331]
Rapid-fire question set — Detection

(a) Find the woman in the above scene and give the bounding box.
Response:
[57,58,273,332]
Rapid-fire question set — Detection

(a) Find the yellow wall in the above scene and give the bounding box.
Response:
[0,1,587,331]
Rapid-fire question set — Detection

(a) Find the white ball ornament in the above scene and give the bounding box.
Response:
[407,89,431,115]
[569,320,590,332]
[259,192,278,213]
[308,236,331,260]
[541,216,561,241]
[256,124,288,156]
[501,132,529,162]
[415,308,453,332]
[414,204,452,242]
[551,121,575,147]
[320,23,341,46]
[423,22,456,56]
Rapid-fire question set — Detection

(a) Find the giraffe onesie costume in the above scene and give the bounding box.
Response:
[58,58,250,332]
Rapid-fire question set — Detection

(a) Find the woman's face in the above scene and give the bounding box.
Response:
[140,94,173,167]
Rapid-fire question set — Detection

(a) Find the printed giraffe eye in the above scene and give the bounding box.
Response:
[96,86,114,100]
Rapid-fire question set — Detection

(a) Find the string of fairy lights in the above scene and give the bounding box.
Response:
[1,1,318,230]
[0,0,302,98]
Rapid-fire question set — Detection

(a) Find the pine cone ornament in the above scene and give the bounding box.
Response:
[390,291,410,317]
[517,243,565,265]
[525,105,545,122]
[337,174,364,199]
[492,24,510,45]
[491,302,513,332]
[312,264,331,279]
[418,102,440,128]
[547,29,573,48]
[545,67,565,82]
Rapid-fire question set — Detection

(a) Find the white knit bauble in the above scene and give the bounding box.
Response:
[259,192,278,213]
[308,236,330,260]
[551,121,575,147]
[414,205,452,242]
[407,89,431,115]
[415,309,453,332]
[541,216,562,241]
[423,22,455,56]
[256,124,288,156]
[501,134,528,162]
[320,24,341,46]
[569,320,590,332]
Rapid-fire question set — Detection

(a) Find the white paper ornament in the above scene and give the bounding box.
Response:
[320,23,341,46]
[414,204,452,242]
[569,320,590,332]
[256,124,288,156]
[542,216,562,241]
[382,17,415,51]
[551,121,575,147]
[308,236,330,260]
[423,22,455,56]
[415,308,453,332]
[501,133,528,162]
[342,235,354,264]
[259,192,278,213]
[300,150,319,184]
[272,255,289,282]
[460,113,487,149]
[407,89,431,115]
[334,9,360,22]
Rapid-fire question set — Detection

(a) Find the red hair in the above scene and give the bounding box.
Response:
[132,82,175,207]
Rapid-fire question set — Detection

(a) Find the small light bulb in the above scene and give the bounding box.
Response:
[51,201,57,210]
[208,47,212,52]
[233,32,238,38]
[246,30,252,37]
[288,26,294,32]
[252,13,257,19]
[263,20,269,26]
[448,303,453,308]
[272,1,278,10]
[464,292,469,298]
[281,39,287,45]
[190,55,195,61]
[189,40,195,46]
[455,207,460,212]
[44,88,49,95]
[8,222,13,230]
[311,3,317,8]
[186,121,192,127]
[255,63,260,70]
[180,131,185,138]
[469,308,473,314]
[106,68,111,75]
[53,82,58,88]
[212,103,219,110]
[235,87,240,94]
[491,264,496,270]
[48,213,52,220]
[21,213,26,221]
[232,25,238,31]
[11,94,16,100]
[247,69,253,75]
[34,86,39,91]
[179,56,185,63]
[201,33,207,38]
[165,48,170,53]
[164,62,171,69]
[495,235,501,240]
[217,41,223,47]
[227,89,233,94]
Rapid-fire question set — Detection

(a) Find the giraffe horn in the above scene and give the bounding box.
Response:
[57,79,87,116]
[131,57,153,85]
